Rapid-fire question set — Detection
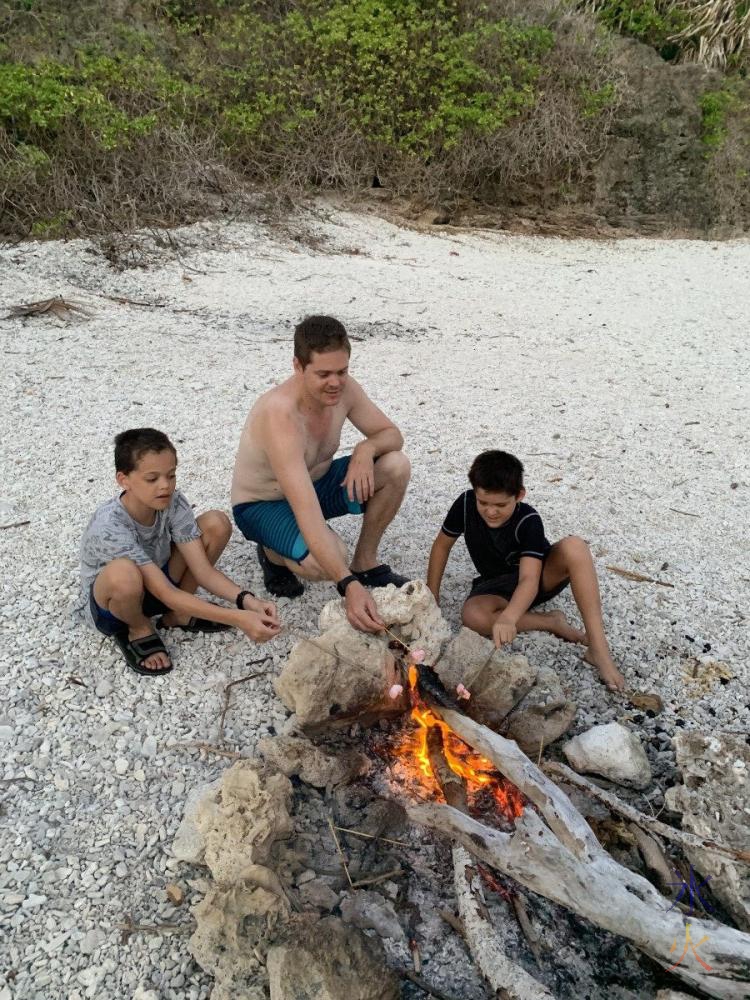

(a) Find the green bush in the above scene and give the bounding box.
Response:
[0,0,619,237]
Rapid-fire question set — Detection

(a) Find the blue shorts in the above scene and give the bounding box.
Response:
[233,454,364,563]
[89,562,175,637]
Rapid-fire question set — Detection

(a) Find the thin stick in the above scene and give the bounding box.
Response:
[0,520,30,530]
[669,507,700,518]
[351,867,404,889]
[218,658,271,740]
[543,761,750,865]
[327,817,353,888]
[176,741,247,760]
[399,969,463,1000]
[536,737,544,767]
[606,565,674,588]
[438,908,466,938]
[334,825,410,847]
[511,894,543,965]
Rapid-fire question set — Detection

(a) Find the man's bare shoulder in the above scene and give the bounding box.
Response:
[249,379,297,421]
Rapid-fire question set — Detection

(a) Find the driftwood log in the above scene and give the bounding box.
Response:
[427,727,554,999]
[409,709,750,1000]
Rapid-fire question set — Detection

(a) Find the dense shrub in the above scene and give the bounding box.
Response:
[0,0,620,237]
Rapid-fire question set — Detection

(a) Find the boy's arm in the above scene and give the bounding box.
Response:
[176,538,279,621]
[492,556,542,646]
[138,562,281,642]
[426,531,457,603]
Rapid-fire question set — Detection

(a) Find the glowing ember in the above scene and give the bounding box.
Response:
[397,664,524,821]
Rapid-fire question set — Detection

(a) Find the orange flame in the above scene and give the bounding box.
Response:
[399,665,524,820]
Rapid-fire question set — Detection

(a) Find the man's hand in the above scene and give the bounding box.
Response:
[238,610,282,643]
[241,593,279,624]
[345,581,384,633]
[492,616,517,648]
[342,442,376,504]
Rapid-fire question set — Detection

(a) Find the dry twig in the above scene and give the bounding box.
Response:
[176,741,247,760]
[399,969,463,1000]
[327,817,354,888]
[0,520,30,530]
[606,565,674,587]
[333,825,410,848]
[4,297,94,320]
[217,658,271,740]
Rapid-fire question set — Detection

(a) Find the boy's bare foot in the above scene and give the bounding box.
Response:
[547,610,587,645]
[584,647,625,691]
[129,623,171,671]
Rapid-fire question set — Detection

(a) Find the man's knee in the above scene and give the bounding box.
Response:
[376,450,411,487]
[198,509,232,546]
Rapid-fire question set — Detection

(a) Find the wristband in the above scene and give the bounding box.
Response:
[336,575,358,598]
[236,590,255,610]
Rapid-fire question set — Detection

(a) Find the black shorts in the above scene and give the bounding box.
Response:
[89,561,174,637]
[467,569,569,608]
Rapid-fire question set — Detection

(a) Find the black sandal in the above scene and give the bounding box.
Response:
[257,543,304,598]
[352,564,410,589]
[156,615,231,633]
[113,631,173,676]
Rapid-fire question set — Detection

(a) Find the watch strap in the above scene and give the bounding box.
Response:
[336,574,358,597]
[236,589,255,610]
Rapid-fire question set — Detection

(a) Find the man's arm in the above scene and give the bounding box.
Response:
[138,562,281,642]
[342,379,404,503]
[492,556,542,646]
[426,531,457,603]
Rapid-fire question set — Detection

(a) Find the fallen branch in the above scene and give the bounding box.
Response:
[606,565,674,587]
[0,520,30,530]
[428,724,553,1000]
[410,709,750,999]
[543,761,750,866]
[217,658,271,740]
[399,968,462,1000]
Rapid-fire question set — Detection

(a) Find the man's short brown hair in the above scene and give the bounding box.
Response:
[294,315,351,368]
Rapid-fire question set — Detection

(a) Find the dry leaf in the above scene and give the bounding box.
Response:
[627,691,664,714]
[166,883,184,906]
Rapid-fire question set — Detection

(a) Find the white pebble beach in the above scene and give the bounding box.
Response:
[1,205,748,999]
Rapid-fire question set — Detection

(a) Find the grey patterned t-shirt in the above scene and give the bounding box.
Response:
[80,490,201,623]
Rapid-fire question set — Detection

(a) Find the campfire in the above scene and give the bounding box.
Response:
[177,584,750,1000]
[394,652,525,825]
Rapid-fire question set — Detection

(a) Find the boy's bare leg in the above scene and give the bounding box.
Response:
[350,451,410,572]
[160,510,232,626]
[461,595,586,643]
[92,558,170,672]
[542,536,625,690]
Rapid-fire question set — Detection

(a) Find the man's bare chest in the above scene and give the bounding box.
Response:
[301,410,346,467]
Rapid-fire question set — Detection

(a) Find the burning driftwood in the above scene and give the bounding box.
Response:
[408,708,750,1000]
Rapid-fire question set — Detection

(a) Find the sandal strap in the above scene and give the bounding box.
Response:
[128,633,168,659]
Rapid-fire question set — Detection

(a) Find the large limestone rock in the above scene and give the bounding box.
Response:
[172,777,222,864]
[563,723,652,790]
[182,762,296,1000]
[267,916,400,1000]
[319,580,452,663]
[504,665,577,757]
[436,628,576,752]
[274,622,407,732]
[665,731,750,932]
[258,735,370,788]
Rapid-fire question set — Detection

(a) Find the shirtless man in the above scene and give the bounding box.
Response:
[231,315,411,633]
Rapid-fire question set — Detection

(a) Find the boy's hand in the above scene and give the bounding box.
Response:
[345,581,384,634]
[243,593,279,623]
[492,617,517,647]
[238,610,282,643]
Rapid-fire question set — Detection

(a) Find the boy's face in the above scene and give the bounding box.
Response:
[475,487,525,528]
[295,348,350,407]
[116,449,177,510]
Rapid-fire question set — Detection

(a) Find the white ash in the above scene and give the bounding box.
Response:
[0,204,748,999]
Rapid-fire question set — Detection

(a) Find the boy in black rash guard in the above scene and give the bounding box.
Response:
[426,450,624,691]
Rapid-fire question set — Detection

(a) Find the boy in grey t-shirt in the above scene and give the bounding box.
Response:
[80,428,282,676]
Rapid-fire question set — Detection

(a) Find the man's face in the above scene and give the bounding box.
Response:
[117,449,177,511]
[475,487,524,528]
[298,348,350,406]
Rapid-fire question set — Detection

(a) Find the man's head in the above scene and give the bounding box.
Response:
[293,315,352,406]
[114,428,178,511]
[468,450,525,528]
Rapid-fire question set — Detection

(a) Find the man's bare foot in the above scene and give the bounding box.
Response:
[129,622,171,671]
[547,610,587,645]
[584,647,625,691]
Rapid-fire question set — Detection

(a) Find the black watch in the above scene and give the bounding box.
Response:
[236,589,255,610]
[336,575,358,597]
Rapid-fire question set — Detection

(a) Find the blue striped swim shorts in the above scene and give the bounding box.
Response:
[232,454,363,563]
